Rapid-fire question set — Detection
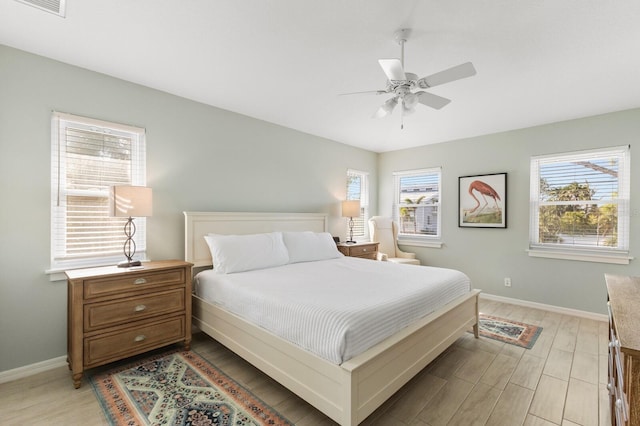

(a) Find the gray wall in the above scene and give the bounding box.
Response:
[0,45,377,372]
[378,109,640,315]
[2,41,637,374]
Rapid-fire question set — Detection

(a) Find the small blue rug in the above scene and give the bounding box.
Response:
[476,314,543,349]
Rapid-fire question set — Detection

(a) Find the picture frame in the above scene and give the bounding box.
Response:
[458,172,507,228]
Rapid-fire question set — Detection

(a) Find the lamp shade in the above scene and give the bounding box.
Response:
[342,200,361,218]
[110,186,153,217]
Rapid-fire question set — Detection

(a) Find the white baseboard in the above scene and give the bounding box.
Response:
[480,293,607,322]
[0,355,67,384]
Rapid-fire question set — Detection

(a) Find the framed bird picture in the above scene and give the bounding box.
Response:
[458,173,507,228]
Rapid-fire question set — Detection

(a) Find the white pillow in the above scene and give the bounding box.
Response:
[204,232,289,274]
[282,231,343,264]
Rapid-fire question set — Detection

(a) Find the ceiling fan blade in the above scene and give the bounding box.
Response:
[417,62,477,88]
[416,91,451,110]
[378,59,406,82]
[338,90,388,96]
[372,96,399,118]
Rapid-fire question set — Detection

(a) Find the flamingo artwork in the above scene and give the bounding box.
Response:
[460,173,506,227]
[467,180,501,214]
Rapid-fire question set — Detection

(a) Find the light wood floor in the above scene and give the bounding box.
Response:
[0,299,611,425]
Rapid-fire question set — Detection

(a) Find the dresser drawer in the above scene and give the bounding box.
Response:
[84,289,185,332]
[350,244,377,258]
[614,382,629,425]
[613,342,629,423]
[83,268,185,299]
[356,252,377,260]
[84,316,185,368]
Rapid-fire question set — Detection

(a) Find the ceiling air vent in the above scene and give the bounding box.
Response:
[15,0,66,17]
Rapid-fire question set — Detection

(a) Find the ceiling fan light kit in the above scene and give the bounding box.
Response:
[344,28,477,128]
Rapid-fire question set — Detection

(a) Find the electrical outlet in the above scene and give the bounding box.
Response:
[504,277,512,287]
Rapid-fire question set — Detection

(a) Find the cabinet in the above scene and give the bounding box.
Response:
[605,274,640,426]
[337,242,379,260]
[66,260,193,388]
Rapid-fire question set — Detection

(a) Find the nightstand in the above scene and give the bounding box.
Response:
[337,241,379,260]
[66,260,193,388]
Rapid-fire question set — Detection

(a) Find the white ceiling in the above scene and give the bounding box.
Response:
[2,1,640,153]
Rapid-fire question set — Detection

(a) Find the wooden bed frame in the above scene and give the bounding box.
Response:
[184,211,480,426]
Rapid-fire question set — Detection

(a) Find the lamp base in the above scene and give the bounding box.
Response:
[345,240,357,244]
[117,260,142,268]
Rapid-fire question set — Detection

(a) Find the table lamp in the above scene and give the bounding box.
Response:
[110,185,152,267]
[342,200,360,244]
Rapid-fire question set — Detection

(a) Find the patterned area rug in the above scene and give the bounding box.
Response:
[476,314,543,349]
[90,349,293,426]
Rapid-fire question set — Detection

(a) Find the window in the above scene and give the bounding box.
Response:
[346,169,369,241]
[50,112,147,273]
[529,145,630,264]
[393,168,441,245]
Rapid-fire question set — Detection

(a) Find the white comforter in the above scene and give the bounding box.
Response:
[195,257,471,364]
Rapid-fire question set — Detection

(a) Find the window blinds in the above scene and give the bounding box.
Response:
[346,169,369,239]
[393,168,441,238]
[51,112,146,269]
[529,145,630,252]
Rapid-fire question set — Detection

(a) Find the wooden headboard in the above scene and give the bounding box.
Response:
[183,211,329,268]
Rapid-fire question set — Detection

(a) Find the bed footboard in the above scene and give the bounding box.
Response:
[192,289,480,426]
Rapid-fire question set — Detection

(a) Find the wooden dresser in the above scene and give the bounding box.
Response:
[337,241,379,260]
[66,260,193,388]
[605,274,640,426]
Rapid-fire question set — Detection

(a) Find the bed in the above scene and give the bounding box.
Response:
[184,211,480,426]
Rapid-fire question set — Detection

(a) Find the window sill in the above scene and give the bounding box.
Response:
[46,255,149,281]
[46,270,69,282]
[527,248,632,265]
[46,262,117,282]
[397,237,443,249]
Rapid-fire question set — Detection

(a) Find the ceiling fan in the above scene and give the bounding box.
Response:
[342,29,477,127]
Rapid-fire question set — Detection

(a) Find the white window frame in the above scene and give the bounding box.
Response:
[528,145,631,264]
[393,168,442,248]
[48,112,147,278]
[346,169,370,241]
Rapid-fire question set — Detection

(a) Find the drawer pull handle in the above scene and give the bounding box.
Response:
[363,248,367,252]
[616,399,623,409]
[134,335,146,342]
[134,304,147,312]
[133,278,147,285]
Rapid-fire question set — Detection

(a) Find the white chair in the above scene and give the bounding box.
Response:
[368,216,420,265]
